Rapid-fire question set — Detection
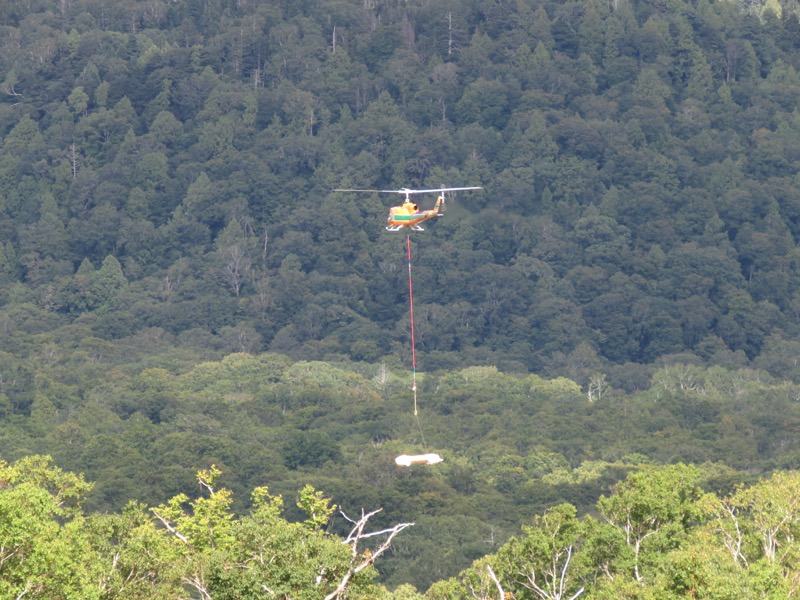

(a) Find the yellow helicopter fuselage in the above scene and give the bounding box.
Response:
[387,198,444,231]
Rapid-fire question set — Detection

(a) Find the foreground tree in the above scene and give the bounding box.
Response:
[150,465,409,599]
[494,503,585,600]
[0,457,412,599]
[595,464,704,586]
[0,455,100,599]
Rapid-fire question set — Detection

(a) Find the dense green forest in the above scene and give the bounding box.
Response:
[7,455,800,598]
[5,0,800,596]
[5,0,800,379]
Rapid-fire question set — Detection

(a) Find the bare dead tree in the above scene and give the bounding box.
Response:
[373,363,390,386]
[262,225,269,266]
[253,276,274,314]
[446,12,455,56]
[586,373,607,403]
[221,245,251,296]
[324,509,413,600]
[711,498,748,568]
[70,142,79,178]
[4,84,22,101]
[521,545,585,600]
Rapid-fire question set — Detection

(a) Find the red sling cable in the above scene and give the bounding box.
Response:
[407,234,418,416]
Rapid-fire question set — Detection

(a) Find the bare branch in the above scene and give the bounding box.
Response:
[486,564,505,600]
[324,509,413,600]
[714,499,748,567]
[558,546,573,597]
[198,478,214,496]
[150,508,190,545]
[182,574,212,600]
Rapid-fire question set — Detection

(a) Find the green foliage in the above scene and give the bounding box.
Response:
[494,503,585,599]
[597,464,705,584]
[7,0,800,594]
[89,501,185,598]
[0,458,398,599]
[423,465,800,598]
[2,0,800,380]
[6,340,800,588]
[0,456,99,599]
[297,484,337,530]
[283,430,343,469]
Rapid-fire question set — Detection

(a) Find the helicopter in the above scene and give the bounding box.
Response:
[334,187,482,231]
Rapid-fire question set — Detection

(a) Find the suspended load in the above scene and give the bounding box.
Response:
[395,453,444,467]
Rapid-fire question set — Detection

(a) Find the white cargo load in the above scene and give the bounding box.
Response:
[395,453,444,467]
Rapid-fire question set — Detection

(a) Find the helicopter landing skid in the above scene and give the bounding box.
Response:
[386,225,425,232]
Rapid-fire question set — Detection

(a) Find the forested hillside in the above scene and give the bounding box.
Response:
[12,348,800,591]
[4,0,800,379]
[5,0,800,596]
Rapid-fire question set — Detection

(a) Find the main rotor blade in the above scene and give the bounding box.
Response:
[411,186,483,194]
[333,186,482,195]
